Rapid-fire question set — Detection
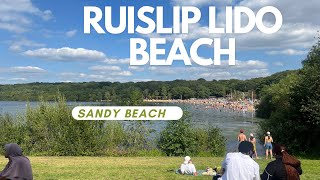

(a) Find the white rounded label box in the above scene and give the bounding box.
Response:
[72,106,183,120]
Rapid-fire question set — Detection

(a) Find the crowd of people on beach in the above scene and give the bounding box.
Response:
[147,98,257,113]
[178,130,303,180]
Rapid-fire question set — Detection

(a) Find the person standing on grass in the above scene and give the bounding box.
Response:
[0,143,33,180]
[249,133,259,159]
[179,156,198,176]
[238,129,247,142]
[261,144,302,180]
[265,131,273,159]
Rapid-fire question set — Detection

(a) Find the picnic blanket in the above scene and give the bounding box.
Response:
[174,169,210,176]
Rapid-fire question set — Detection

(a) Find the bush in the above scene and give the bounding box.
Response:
[0,95,226,157]
[193,127,226,157]
[158,112,226,156]
[158,112,199,156]
[104,121,127,152]
[207,127,226,156]
[0,114,24,153]
[23,95,108,156]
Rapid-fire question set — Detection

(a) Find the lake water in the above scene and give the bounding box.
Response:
[0,101,264,155]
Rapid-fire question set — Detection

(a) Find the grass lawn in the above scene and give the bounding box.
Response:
[0,156,319,179]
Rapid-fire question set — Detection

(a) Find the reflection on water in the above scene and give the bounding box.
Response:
[0,101,264,155]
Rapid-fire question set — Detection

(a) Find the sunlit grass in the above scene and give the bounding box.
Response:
[0,157,318,179]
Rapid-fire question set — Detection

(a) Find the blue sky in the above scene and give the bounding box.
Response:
[0,0,319,84]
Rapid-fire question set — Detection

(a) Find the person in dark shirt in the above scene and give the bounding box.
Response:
[0,143,33,180]
[261,144,302,180]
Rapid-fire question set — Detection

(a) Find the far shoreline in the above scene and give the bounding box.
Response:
[144,98,257,113]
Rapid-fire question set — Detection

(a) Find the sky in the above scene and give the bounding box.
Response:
[0,0,319,84]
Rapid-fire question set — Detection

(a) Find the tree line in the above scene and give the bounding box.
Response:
[0,70,294,101]
[257,40,320,156]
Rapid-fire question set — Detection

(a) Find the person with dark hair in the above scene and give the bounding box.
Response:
[0,143,33,180]
[261,144,302,180]
[214,141,260,180]
[238,129,247,142]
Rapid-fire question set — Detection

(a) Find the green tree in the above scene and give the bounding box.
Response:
[258,40,320,155]
[196,85,210,98]
[161,86,168,100]
[288,40,320,153]
[158,112,199,156]
[154,90,160,100]
[143,89,149,99]
[104,91,111,101]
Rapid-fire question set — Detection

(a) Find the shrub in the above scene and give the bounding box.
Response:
[158,112,199,156]
[206,127,226,156]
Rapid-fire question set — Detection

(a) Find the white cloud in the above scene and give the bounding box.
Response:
[234,23,318,50]
[145,23,221,41]
[0,0,53,33]
[10,66,46,73]
[61,80,73,83]
[234,69,270,79]
[9,38,45,51]
[103,58,130,64]
[113,71,133,76]
[59,72,78,77]
[266,49,308,56]
[163,0,319,52]
[132,78,154,82]
[231,0,319,50]
[0,22,27,33]
[89,66,122,71]
[147,60,270,80]
[239,0,320,25]
[273,62,284,66]
[9,77,27,81]
[41,10,53,21]
[233,60,268,69]
[199,72,232,80]
[128,66,145,72]
[23,47,106,61]
[65,30,77,37]
[58,71,132,82]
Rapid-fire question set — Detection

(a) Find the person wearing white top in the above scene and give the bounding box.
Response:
[180,156,198,176]
[218,141,260,180]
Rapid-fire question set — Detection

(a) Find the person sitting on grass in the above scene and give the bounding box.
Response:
[261,144,302,180]
[0,143,33,180]
[213,141,260,180]
[179,156,198,176]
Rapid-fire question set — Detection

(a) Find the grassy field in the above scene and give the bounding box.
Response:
[0,156,319,179]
